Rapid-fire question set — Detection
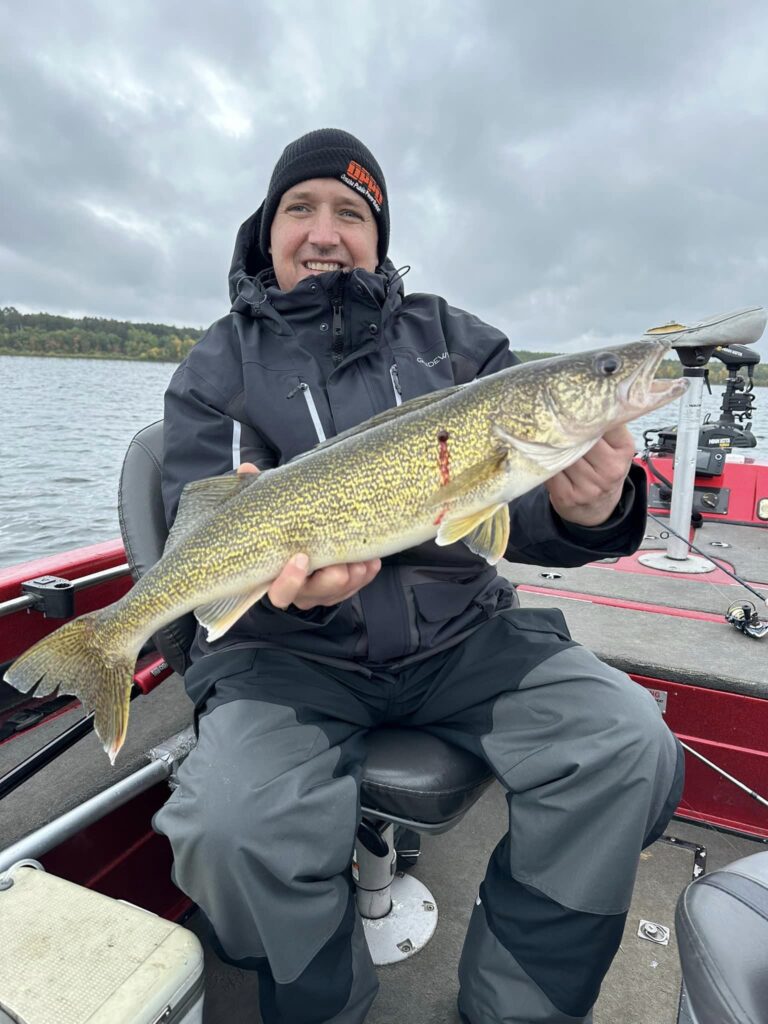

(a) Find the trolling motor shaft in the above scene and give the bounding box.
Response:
[639,307,767,575]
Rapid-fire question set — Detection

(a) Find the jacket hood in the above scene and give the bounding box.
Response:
[227,205,403,314]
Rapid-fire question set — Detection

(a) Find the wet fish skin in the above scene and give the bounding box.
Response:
[4,338,687,761]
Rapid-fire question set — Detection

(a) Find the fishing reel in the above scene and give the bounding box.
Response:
[725,602,768,640]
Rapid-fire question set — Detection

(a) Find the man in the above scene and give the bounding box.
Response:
[155,129,683,1024]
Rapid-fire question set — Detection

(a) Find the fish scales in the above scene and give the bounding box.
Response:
[4,339,688,760]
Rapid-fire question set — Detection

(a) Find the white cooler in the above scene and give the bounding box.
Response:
[0,862,204,1024]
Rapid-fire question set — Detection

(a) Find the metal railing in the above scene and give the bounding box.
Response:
[0,564,131,618]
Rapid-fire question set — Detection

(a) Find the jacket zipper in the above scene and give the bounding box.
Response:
[331,296,344,366]
[287,381,327,442]
[390,363,403,406]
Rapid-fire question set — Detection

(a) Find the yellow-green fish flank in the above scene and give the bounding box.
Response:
[4,339,687,761]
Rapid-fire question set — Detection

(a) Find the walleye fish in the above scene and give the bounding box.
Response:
[5,338,687,761]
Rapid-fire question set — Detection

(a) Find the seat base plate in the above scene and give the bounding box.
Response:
[362,872,438,965]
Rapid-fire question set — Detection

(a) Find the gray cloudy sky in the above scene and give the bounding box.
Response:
[2,0,767,353]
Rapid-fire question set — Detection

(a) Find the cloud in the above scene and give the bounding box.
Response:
[1,0,767,355]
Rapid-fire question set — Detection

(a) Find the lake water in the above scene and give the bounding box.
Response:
[1,354,767,569]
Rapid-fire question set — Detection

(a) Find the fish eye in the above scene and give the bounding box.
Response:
[594,352,622,376]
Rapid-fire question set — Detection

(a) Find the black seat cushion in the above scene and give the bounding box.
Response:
[361,727,493,825]
[118,420,195,676]
[676,851,768,1024]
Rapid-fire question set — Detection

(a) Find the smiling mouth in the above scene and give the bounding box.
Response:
[303,260,345,272]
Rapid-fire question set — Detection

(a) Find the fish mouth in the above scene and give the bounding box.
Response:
[618,345,689,416]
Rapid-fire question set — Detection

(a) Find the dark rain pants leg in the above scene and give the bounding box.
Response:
[153,649,385,1024]
[397,614,685,1024]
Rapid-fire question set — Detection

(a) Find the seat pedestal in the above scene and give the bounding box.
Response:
[354,823,438,964]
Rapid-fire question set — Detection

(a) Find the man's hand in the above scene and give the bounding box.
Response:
[237,463,381,610]
[544,425,635,528]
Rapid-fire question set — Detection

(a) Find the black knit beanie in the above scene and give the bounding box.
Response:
[258,128,389,267]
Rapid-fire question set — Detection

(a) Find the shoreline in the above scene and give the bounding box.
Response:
[0,350,180,365]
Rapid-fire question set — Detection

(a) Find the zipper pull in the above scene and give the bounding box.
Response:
[390,363,403,406]
[286,380,307,399]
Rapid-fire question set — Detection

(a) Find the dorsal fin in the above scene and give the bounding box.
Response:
[292,381,471,461]
[166,472,261,552]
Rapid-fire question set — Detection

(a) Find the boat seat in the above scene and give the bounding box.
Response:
[119,420,494,960]
[676,850,768,1024]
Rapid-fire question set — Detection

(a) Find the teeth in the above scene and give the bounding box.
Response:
[305,261,342,271]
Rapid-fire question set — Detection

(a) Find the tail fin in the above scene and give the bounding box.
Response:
[4,612,135,764]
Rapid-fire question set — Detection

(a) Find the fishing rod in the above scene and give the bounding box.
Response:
[643,500,768,608]
[641,451,768,638]
[679,740,768,811]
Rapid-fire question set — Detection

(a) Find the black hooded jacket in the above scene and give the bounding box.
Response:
[161,208,647,671]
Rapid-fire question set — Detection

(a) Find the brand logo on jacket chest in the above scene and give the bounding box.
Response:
[417,352,449,368]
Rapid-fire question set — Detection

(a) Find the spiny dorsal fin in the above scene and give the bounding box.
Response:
[195,583,271,641]
[166,472,261,552]
[293,382,471,460]
[436,504,510,564]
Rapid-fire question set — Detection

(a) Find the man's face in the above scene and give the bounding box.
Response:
[269,178,379,292]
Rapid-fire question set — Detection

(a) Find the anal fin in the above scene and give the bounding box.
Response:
[195,584,270,642]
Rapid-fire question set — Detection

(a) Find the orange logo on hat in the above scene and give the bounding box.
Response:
[345,161,383,207]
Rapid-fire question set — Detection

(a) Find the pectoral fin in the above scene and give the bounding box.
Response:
[195,584,270,642]
[436,503,510,564]
[428,451,509,506]
[166,472,261,552]
[503,436,596,474]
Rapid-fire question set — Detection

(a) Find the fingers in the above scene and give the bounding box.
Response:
[545,426,634,527]
[293,559,381,610]
[268,556,382,611]
[237,462,260,475]
[268,553,311,609]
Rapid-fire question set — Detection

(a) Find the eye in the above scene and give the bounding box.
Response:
[340,208,364,220]
[285,203,310,214]
[594,352,622,376]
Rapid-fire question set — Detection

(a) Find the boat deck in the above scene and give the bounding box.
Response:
[190,791,760,1024]
[2,676,763,1024]
[504,520,768,698]
[1,513,767,1022]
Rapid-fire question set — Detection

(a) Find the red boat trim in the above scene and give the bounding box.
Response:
[517,584,726,623]
[674,809,768,841]
[649,514,768,531]
[592,552,768,591]
[0,539,127,599]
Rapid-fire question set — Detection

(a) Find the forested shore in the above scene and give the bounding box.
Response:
[1,306,766,383]
[0,307,205,363]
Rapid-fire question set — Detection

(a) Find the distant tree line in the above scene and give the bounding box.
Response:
[0,307,205,363]
[1,307,765,380]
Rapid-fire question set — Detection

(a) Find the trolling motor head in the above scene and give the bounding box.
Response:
[707,344,760,445]
[643,340,761,464]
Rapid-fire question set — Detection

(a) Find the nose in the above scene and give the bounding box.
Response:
[307,205,340,249]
